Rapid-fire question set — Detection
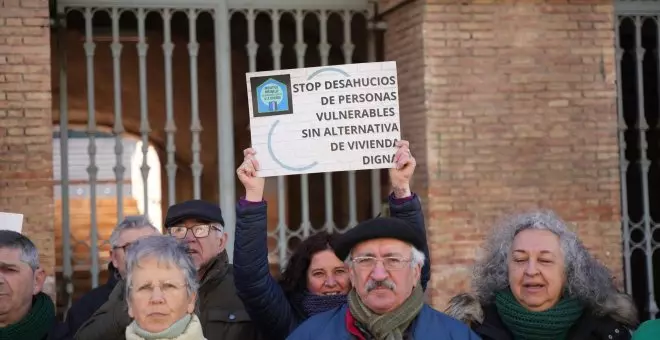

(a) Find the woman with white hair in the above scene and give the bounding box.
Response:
[445,210,638,340]
[123,235,205,340]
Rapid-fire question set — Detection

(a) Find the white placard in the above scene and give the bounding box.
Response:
[246,61,402,177]
[0,212,24,233]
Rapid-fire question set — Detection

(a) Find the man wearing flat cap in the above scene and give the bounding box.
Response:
[287,217,479,340]
[76,200,265,340]
[159,199,265,340]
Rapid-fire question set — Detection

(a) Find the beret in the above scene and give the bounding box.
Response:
[331,217,425,261]
[164,200,224,228]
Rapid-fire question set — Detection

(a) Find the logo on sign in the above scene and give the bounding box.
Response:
[250,74,294,117]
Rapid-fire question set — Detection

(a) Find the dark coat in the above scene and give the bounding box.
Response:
[195,253,266,340]
[445,292,638,340]
[74,252,265,340]
[233,193,431,340]
[53,263,119,340]
[72,277,136,340]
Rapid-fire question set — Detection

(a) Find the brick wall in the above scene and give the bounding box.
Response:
[383,1,428,198]
[0,0,55,297]
[381,0,621,309]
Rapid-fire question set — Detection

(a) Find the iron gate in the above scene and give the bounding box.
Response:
[615,0,660,321]
[53,0,386,314]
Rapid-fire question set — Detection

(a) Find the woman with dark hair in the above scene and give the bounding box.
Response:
[233,140,430,340]
[278,231,347,315]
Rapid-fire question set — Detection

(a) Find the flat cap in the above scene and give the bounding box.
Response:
[331,217,425,261]
[164,200,224,228]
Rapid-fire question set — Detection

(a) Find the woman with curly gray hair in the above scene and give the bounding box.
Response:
[445,210,638,340]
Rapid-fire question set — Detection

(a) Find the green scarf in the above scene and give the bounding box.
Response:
[494,289,584,340]
[348,284,424,340]
[0,292,55,340]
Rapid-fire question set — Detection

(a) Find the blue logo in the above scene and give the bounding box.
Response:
[257,78,288,113]
[250,74,294,118]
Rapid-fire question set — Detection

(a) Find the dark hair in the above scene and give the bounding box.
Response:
[279,231,339,296]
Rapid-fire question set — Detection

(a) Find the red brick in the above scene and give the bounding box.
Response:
[4,18,23,26]
[0,0,55,304]
[381,0,621,310]
[2,0,21,7]
[21,17,49,26]
[21,0,47,9]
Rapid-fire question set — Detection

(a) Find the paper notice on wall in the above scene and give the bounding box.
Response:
[0,212,24,233]
[246,61,402,177]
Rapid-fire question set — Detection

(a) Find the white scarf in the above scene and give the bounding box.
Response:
[125,314,206,340]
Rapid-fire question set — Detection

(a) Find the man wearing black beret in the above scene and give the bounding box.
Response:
[287,216,480,340]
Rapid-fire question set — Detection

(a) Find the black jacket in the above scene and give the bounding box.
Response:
[53,263,120,340]
[445,292,638,340]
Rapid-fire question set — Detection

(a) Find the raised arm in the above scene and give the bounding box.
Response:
[234,148,299,340]
[387,140,430,291]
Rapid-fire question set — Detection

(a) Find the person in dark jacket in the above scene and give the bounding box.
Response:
[445,210,638,340]
[234,140,432,340]
[75,200,265,340]
[287,216,478,340]
[58,263,119,339]
[72,216,161,340]
[0,230,57,340]
[62,216,158,340]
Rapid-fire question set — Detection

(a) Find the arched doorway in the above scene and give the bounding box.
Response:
[52,124,163,315]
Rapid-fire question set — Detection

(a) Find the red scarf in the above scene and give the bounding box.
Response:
[345,308,366,340]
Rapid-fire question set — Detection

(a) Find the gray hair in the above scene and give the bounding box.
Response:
[0,230,40,270]
[124,235,198,299]
[110,215,158,247]
[472,210,619,312]
[345,245,426,268]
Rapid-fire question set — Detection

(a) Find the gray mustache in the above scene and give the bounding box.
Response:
[366,279,396,292]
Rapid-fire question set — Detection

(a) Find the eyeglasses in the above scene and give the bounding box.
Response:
[130,281,188,299]
[167,224,222,239]
[351,256,411,271]
[112,242,133,252]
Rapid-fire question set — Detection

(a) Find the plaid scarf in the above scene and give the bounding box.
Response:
[347,285,424,340]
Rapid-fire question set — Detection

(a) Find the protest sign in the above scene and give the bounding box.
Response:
[0,212,24,233]
[246,61,402,177]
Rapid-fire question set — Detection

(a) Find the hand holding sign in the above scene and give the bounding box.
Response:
[237,148,266,202]
[389,140,415,199]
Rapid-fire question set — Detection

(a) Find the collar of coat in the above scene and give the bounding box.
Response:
[443,291,638,329]
[198,251,231,290]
